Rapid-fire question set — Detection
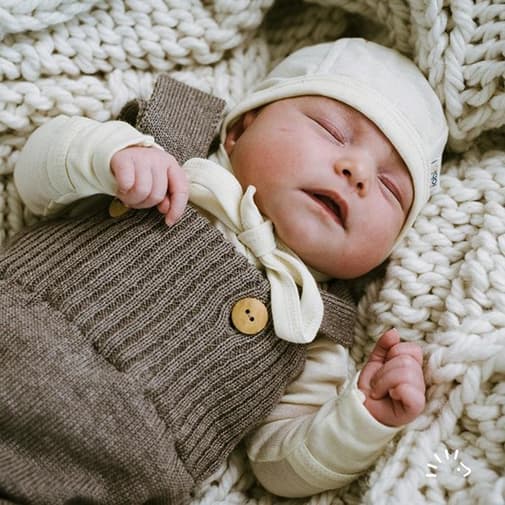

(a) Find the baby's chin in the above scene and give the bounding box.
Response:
[301,250,384,281]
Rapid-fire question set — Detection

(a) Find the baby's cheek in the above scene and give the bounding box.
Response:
[360,226,394,263]
[370,205,402,243]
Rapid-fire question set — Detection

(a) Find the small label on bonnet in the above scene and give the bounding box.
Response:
[430,158,441,193]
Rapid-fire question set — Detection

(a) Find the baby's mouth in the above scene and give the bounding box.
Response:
[307,191,347,228]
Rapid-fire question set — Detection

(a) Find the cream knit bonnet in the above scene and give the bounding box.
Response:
[221,38,448,251]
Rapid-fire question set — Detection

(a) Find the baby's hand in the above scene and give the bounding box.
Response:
[358,329,425,427]
[110,146,188,225]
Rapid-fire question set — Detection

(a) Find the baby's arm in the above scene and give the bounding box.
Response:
[14,115,186,223]
[246,332,424,497]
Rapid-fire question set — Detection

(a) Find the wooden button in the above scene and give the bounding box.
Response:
[231,297,268,335]
[109,198,129,218]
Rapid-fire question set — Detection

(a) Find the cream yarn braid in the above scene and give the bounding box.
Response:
[1,1,504,504]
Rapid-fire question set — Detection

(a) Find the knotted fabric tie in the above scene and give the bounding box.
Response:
[183,157,323,344]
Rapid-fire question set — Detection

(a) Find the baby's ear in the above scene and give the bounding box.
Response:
[223,110,259,154]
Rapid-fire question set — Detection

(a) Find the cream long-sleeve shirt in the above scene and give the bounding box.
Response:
[14,115,402,498]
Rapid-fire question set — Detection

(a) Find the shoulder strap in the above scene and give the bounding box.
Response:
[319,280,356,347]
[119,74,226,164]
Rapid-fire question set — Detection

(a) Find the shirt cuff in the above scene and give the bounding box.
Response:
[287,372,402,490]
[62,117,157,199]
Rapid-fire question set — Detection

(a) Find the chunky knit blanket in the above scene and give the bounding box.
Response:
[1,1,504,504]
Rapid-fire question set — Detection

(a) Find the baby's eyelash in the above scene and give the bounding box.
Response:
[312,117,345,144]
[379,175,402,206]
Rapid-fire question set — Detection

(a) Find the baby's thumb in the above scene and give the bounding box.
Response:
[369,329,400,362]
[358,330,401,392]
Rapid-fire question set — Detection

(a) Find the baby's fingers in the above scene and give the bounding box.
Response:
[122,166,153,206]
[112,159,135,194]
[359,329,400,390]
[157,196,171,215]
[386,341,423,367]
[132,163,168,208]
[163,162,189,225]
[388,383,426,418]
[370,356,424,400]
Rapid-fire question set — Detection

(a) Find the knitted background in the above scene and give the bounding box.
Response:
[1,0,504,504]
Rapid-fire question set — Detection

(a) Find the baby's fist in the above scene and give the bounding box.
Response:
[111,146,188,225]
[358,329,426,427]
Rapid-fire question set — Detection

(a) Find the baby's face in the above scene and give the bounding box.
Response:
[224,96,414,279]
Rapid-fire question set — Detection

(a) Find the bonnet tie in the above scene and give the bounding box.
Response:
[183,157,323,344]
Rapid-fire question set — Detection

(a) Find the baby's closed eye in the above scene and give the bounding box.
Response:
[378,174,403,206]
[316,117,347,145]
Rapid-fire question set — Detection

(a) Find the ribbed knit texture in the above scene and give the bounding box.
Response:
[0,206,306,503]
[0,76,356,504]
[120,74,226,164]
[319,285,355,348]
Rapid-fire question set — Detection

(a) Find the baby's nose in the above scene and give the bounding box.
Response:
[334,158,372,196]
